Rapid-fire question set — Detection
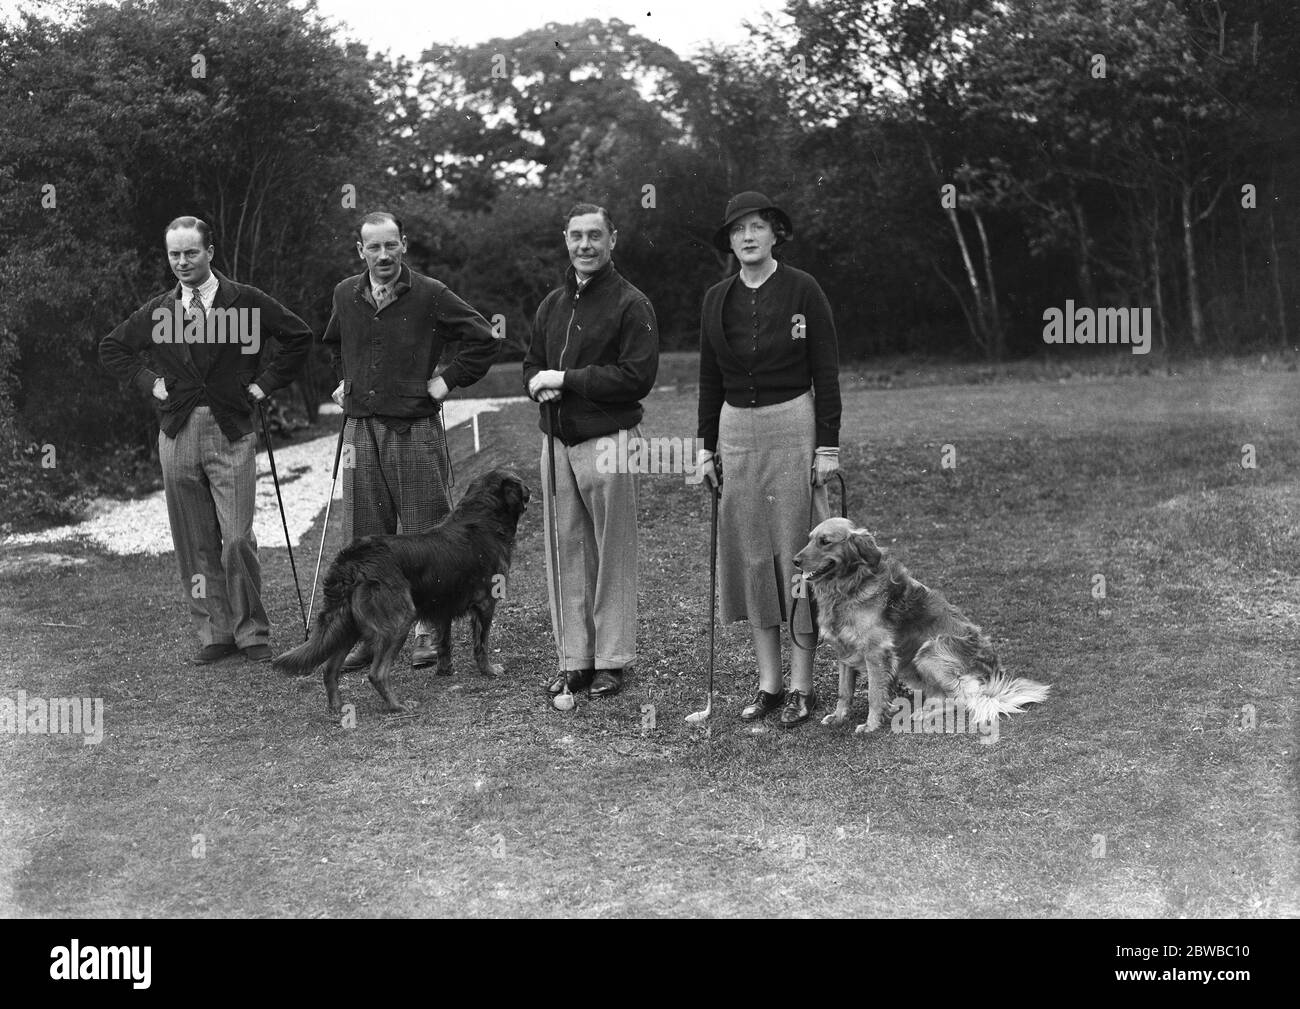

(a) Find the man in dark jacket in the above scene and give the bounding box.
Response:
[524,203,659,698]
[322,211,500,671]
[100,216,312,663]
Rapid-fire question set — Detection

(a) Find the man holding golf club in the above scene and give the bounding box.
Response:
[524,203,659,701]
[99,215,313,664]
[323,210,499,672]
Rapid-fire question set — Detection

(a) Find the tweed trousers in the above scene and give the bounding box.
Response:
[158,406,267,647]
[341,414,452,638]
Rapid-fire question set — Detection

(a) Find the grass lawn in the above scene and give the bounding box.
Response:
[1,365,1296,917]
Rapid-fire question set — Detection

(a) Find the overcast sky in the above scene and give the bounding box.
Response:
[1,0,788,59]
[305,0,783,60]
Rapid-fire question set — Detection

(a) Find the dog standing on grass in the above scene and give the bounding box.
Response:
[793,518,1049,734]
[274,469,530,714]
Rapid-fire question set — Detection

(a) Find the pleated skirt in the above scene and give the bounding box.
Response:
[717,392,829,631]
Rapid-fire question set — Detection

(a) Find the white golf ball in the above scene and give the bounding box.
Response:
[553,693,575,711]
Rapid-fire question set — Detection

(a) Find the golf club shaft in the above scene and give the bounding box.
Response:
[259,402,308,639]
[707,484,718,703]
[308,419,347,623]
[547,401,567,677]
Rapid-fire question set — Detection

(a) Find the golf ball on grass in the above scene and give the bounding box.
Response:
[552,692,576,711]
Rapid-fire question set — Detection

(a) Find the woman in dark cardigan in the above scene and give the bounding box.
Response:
[697,191,842,727]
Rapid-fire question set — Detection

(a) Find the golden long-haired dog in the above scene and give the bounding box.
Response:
[793,518,1049,734]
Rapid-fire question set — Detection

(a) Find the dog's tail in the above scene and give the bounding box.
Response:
[271,578,359,677]
[918,636,1050,723]
[965,672,1051,723]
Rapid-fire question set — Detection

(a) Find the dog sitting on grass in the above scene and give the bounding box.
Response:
[273,469,530,714]
[792,518,1049,734]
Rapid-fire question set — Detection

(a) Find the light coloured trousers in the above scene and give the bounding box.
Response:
[539,430,639,670]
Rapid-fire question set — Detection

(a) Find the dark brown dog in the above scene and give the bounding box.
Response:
[274,468,530,714]
[793,518,1049,734]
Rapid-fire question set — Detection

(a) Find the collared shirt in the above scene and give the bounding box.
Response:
[182,271,219,312]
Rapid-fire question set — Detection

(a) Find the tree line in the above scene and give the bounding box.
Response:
[0,0,1295,463]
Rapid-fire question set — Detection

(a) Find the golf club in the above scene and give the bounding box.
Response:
[307,417,347,627]
[546,401,575,712]
[685,475,720,724]
[258,400,309,639]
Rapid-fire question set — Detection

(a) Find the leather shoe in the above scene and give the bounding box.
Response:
[740,688,786,721]
[194,642,238,665]
[779,688,817,728]
[242,644,272,663]
[342,641,373,671]
[547,668,594,695]
[411,633,438,669]
[589,668,623,698]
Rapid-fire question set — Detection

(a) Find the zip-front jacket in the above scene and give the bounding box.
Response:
[322,264,498,420]
[99,270,312,442]
[523,262,659,446]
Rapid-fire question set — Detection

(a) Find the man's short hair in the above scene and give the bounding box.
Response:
[165,216,212,247]
[564,203,615,234]
[357,211,404,242]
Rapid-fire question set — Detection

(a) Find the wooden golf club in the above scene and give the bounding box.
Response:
[546,401,575,711]
[307,418,347,628]
[686,477,720,724]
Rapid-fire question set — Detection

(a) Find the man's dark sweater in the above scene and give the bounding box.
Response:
[322,265,499,423]
[524,262,659,446]
[99,271,312,441]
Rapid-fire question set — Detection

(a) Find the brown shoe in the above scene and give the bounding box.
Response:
[589,668,623,698]
[778,688,817,728]
[740,689,786,721]
[411,633,438,669]
[342,641,373,671]
[194,642,238,665]
[548,668,594,695]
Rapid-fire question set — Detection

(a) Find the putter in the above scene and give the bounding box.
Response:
[546,401,575,711]
[686,477,720,724]
[258,401,309,639]
[308,418,347,627]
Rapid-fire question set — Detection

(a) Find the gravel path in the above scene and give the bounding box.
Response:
[4,399,526,556]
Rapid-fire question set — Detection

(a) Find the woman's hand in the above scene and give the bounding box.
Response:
[812,452,839,487]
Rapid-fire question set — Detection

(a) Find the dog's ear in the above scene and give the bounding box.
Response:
[848,530,881,570]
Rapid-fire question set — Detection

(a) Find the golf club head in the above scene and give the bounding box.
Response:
[684,698,712,724]
[552,687,576,712]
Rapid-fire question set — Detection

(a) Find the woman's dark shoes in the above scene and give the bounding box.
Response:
[547,668,594,695]
[740,689,786,721]
[779,688,817,727]
[589,668,623,698]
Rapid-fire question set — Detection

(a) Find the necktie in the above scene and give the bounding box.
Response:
[188,289,210,372]
[374,285,390,310]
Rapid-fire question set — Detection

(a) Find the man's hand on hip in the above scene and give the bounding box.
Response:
[427,376,450,402]
[331,380,345,407]
[247,383,266,402]
[152,377,168,402]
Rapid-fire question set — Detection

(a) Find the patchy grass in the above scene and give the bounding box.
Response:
[1,369,1296,918]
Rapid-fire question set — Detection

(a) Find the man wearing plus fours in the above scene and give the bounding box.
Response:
[323,211,499,672]
[99,216,312,664]
[524,203,659,699]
